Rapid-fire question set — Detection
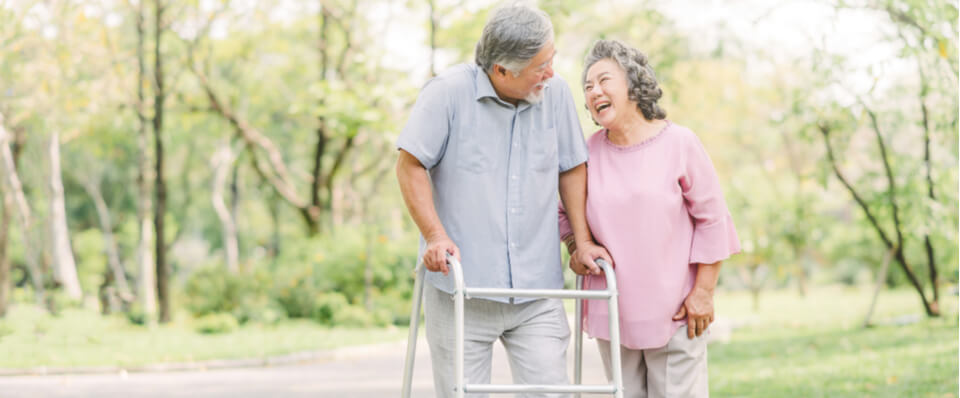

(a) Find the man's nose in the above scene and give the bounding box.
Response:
[544,65,554,80]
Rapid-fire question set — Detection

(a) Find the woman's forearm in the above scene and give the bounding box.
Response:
[694,261,722,293]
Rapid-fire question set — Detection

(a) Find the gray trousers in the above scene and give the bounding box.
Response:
[597,326,709,398]
[424,282,571,398]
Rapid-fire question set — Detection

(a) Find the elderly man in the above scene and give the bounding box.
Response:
[395,3,610,397]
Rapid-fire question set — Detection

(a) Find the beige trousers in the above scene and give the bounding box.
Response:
[596,326,709,398]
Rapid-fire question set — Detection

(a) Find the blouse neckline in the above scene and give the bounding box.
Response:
[602,120,672,152]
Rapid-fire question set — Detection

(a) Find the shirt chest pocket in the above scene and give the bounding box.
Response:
[531,127,558,173]
[456,124,500,174]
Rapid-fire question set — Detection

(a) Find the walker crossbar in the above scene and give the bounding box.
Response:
[401,254,624,398]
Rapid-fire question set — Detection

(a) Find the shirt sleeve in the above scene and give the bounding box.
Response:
[552,77,588,172]
[396,77,453,169]
[679,131,741,265]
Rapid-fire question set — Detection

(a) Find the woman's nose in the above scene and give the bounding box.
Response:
[586,84,601,100]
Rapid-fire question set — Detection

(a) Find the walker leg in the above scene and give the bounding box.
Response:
[574,275,584,398]
[401,264,426,398]
[608,289,624,398]
[454,282,465,398]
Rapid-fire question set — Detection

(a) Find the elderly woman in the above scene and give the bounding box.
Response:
[559,39,741,398]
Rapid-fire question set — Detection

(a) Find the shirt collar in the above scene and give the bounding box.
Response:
[474,65,501,102]
[474,65,539,111]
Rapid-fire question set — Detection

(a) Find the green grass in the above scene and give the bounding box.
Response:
[710,286,959,398]
[0,286,955,398]
[0,306,407,368]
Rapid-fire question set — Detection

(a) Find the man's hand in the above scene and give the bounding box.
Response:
[569,241,611,276]
[672,286,714,339]
[423,235,459,275]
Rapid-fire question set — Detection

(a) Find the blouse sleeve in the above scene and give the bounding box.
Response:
[558,201,573,242]
[679,132,741,265]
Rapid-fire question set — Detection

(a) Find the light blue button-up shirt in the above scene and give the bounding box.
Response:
[397,63,588,303]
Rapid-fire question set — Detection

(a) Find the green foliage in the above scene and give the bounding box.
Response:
[331,305,376,328]
[270,229,416,326]
[72,228,108,294]
[312,292,350,324]
[193,313,240,335]
[124,303,147,326]
[184,265,277,325]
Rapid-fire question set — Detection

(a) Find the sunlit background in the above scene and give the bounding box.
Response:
[0,0,956,396]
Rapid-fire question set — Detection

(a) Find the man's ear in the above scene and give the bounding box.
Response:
[495,65,508,77]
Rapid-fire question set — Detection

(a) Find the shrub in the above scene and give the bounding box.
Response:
[273,266,319,319]
[184,265,272,324]
[194,313,239,334]
[332,305,375,328]
[312,292,349,324]
[268,229,419,326]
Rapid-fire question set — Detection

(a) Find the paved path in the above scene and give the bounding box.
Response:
[0,336,613,398]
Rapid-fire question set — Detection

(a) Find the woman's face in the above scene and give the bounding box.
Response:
[583,58,635,128]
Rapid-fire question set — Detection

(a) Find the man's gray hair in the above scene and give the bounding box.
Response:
[475,3,554,75]
[583,39,667,120]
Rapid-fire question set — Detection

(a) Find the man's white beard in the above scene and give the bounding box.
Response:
[525,83,548,104]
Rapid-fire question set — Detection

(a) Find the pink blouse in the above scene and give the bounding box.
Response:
[559,122,741,349]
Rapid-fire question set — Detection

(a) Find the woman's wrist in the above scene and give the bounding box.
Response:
[562,235,577,254]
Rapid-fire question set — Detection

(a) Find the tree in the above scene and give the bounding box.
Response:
[0,113,46,307]
[47,132,83,300]
[810,0,958,317]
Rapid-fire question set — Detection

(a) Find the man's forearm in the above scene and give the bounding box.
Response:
[558,163,593,246]
[396,150,447,240]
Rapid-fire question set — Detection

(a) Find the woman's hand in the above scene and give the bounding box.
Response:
[569,241,612,276]
[672,286,714,339]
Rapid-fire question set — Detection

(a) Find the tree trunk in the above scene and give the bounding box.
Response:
[0,187,11,316]
[863,247,896,328]
[153,0,170,323]
[918,64,940,314]
[427,0,437,77]
[230,152,242,270]
[47,132,83,300]
[0,115,46,307]
[268,191,280,263]
[307,3,330,237]
[135,0,157,326]
[791,244,807,297]
[81,179,133,303]
[211,143,239,273]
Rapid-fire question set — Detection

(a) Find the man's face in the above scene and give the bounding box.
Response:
[496,41,556,104]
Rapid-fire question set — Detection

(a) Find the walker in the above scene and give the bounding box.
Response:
[401,253,624,397]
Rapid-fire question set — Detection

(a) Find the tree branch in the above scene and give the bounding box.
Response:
[817,122,893,249]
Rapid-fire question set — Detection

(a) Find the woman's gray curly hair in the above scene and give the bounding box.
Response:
[583,39,667,121]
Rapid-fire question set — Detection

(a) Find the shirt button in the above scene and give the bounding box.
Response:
[510,175,518,180]
[510,242,517,248]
